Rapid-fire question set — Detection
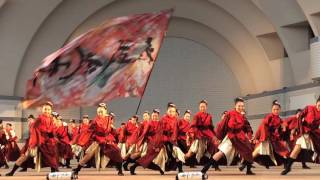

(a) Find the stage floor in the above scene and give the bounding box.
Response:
[0,163,319,179]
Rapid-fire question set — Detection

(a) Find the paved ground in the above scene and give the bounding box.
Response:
[0,163,319,179]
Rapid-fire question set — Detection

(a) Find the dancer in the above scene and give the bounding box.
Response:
[52,113,73,168]
[281,96,320,175]
[186,100,218,168]
[283,109,311,169]
[72,103,123,176]
[253,100,289,169]
[201,97,255,175]
[130,109,165,175]
[5,102,59,176]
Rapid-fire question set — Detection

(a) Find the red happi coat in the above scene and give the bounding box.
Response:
[300,105,320,134]
[283,115,299,149]
[69,126,79,142]
[54,123,73,159]
[137,120,163,168]
[116,126,126,144]
[177,118,190,153]
[88,116,122,163]
[136,120,150,148]
[54,124,70,144]
[255,113,289,158]
[297,105,320,163]
[177,119,190,141]
[215,109,254,162]
[160,115,178,145]
[28,114,59,169]
[190,112,215,139]
[72,123,92,150]
[0,129,7,167]
[148,120,163,146]
[5,127,20,161]
[190,112,217,154]
[19,121,36,169]
[125,121,140,146]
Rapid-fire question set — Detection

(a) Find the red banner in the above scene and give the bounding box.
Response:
[23,9,173,109]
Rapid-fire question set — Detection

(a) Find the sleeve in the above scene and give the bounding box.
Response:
[215,113,229,140]
[304,106,315,124]
[28,121,39,148]
[171,120,178,145]
[254,115,270,142]
[190,114,198,128]
[243,119,253,140]
[136,122,150,148]
[118,127,126,143]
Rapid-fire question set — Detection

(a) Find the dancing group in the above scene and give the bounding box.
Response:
[2,95,320,177]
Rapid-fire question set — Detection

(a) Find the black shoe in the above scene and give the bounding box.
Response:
[201,158,217,174]
[246,169,255,175]
[51,167,59,172]
[65,159,72,169]
[215,166,221,171]
[244,161,255,175]
[265,165,270,169]
[5,164,19,176]
[72,165,83,176]
[302,163,311,169]
[281,168,291,175]
[239,163,246,172]
[159,169,164,175]
[202,173,208,179]
[116,163,124,176]
[130,163,138,175]
[123,161,129,171]
[281,158,294,175]
[177,161,183,173]
[5,172,14,176]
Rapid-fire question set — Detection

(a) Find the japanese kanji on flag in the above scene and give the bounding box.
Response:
[23,9,173,109]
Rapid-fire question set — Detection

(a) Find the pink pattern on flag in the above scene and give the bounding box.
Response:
[23,9,173,109]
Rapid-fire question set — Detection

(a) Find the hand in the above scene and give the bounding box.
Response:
[290,134,294,141]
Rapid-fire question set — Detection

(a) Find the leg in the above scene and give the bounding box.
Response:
[130,162,139,175]
[4,160,9,169]
[177,161,183,173]
[65,158,71,168]
[201,151,224,174]
[148,162,164,175]
[244,161,255,175]
[116,162,124,176]
[5,153,30,176]
[73,143,99,175]
[281,144,301,175]
[252,145,270,169]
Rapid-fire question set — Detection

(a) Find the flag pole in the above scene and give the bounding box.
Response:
[135,63,155,115]
[135,9,173,115]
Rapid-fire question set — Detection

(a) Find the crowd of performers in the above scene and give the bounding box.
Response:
[1,96,320,177]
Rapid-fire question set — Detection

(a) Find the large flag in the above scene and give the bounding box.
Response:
[23,9,173,109]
